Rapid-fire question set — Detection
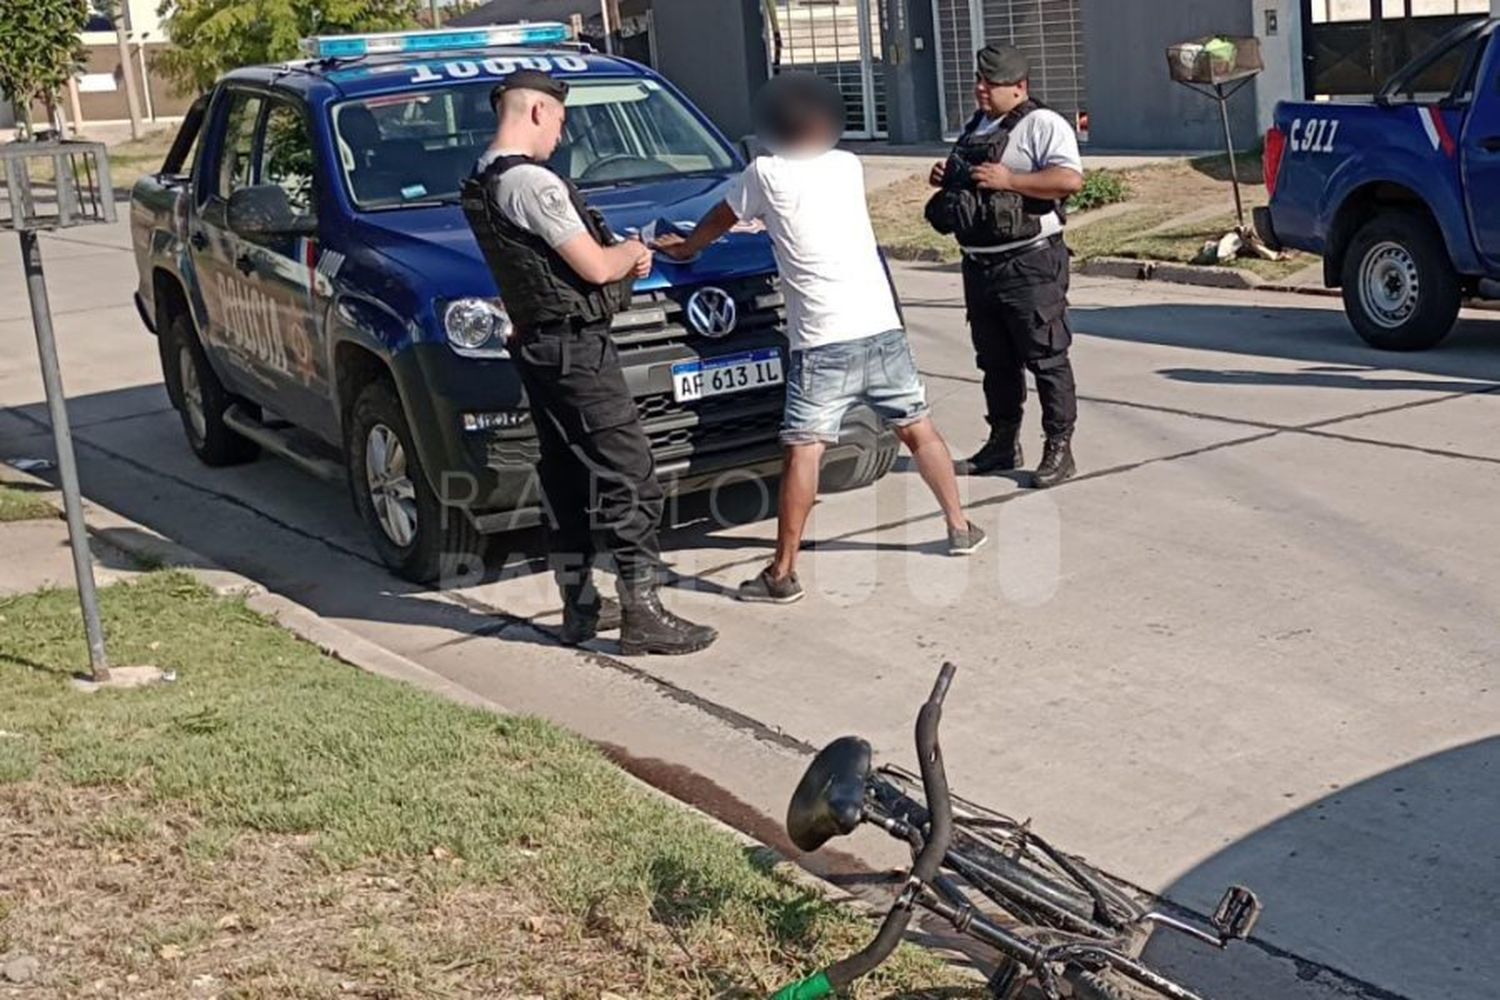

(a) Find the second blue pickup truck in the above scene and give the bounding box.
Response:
[1259,16,1500,351]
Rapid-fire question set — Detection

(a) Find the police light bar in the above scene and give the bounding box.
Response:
[300,23,572,59]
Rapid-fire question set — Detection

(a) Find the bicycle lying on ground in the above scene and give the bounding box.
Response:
[771,663,1262,1000]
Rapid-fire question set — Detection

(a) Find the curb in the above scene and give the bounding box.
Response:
[0,461,495,713]
[1077,256,1266,290]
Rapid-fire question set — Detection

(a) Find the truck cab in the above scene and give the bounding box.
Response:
[1258,16,1500,351]
[130,24,896,584]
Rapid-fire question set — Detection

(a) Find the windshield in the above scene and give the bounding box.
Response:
[333,78,736,209]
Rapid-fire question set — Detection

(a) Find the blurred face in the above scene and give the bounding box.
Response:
[975,74,1028,117]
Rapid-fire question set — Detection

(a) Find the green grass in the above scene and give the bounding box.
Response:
[0,573,977,997]
[1065,169,1130,214]
[0,482,56,523]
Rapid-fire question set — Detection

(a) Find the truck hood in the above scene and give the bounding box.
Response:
[350,173,778,302]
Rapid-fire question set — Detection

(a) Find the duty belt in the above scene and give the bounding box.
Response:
[961,232,1061,265]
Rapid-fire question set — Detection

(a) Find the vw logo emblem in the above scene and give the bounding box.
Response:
[686,286,738,339]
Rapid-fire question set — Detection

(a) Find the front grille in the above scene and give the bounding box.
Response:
[645,406,784,461]
[610,274,785,350]
[476,275,789,471]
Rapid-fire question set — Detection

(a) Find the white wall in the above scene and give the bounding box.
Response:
[1252,0,1303,132]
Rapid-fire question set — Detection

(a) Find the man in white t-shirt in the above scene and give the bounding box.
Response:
[657,73,984,605]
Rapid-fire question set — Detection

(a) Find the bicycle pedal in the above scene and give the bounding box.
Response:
[1211,885,1262,941]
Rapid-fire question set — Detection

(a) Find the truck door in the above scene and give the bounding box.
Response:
[238,97,334,436]
[1463,33,1500,272]
[191,88,267,401]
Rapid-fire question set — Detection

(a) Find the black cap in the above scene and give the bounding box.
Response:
[490,69,569,109]
[977,44,1029,85]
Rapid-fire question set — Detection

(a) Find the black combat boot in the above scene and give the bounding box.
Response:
[557,575,622,647]
[1032,433,1076,489]
[618,582,717,657]
[962,421,1023,475]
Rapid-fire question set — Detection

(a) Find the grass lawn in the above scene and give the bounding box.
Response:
[0,482,57,523]
[103,128,178,191]
[0,573,977,998]
[870,152,1314,281]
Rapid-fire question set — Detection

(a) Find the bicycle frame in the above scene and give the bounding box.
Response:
[771,663,1262,1000]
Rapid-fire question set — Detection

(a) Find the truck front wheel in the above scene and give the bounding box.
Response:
[346,380,486,585]
[1341,211,1460,351]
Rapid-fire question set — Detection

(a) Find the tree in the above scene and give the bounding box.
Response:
[0,0,89,138]
[156,0,420,93]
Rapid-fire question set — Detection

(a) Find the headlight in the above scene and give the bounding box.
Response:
[443,298,513,357]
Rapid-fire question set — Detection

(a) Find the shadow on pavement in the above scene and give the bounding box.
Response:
[1070,301,1500,384]
[1144,736,1500,1000]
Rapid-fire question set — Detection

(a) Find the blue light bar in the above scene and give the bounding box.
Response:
[300,23,572,59]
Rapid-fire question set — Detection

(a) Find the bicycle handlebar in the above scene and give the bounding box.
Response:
[807,663,958,993]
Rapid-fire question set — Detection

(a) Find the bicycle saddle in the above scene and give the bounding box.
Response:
[786,736,872,852]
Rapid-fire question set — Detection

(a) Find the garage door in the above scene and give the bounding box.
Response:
[934,0,1086,136]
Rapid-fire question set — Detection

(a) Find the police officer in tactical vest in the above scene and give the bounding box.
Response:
[461,70,717,656]
[927,45,1085,488]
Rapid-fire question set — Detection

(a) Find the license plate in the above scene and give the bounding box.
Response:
[671,348,783,403]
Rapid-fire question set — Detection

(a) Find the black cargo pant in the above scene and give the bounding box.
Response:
[513,322,664,589]
[961,236,1078,438]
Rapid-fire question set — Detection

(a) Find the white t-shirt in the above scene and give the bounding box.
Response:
[723,149,901,352]
[964,108,1084,254]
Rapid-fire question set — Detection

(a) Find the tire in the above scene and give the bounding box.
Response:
[1340,210,1461,351]
[346,379,486,585]
[162,313,259,467]
[1064,966,1145,1000]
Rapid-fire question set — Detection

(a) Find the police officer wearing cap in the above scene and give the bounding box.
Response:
[927,45,1085,488]
[461,70,716,656]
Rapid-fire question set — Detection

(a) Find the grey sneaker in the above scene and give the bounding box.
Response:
[738,568,806,604]
[947,521,987,556]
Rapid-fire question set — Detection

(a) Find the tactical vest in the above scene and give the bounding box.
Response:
[925,100,1065,249]
[460,155,634,331]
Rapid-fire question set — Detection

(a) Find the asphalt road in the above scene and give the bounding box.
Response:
[4,220,1500,1000]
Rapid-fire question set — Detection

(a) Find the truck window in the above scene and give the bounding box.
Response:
[332,78,735,210]
[1382,22,1488,104]
[218,91,265,200]
[260,101,317,220]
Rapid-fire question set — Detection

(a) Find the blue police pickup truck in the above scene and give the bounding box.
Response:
[130,24,897,583]
[1258,16,1500,351]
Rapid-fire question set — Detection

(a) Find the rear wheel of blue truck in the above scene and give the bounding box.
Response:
[347,380,487,586]
[163,314,259,467]
[1342,210,1461,352]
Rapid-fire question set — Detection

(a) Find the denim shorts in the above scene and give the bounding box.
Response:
[782,329,930,445]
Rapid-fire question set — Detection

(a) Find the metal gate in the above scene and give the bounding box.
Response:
[768,0,888,138]
[932,0,1086,137]
[1302,0,1489,98]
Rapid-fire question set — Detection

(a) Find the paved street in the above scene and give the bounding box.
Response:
[4,220,1500,1000]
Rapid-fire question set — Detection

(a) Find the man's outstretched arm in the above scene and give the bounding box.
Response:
[652,201,740,260]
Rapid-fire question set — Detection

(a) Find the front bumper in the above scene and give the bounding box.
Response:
[390,333,850,533]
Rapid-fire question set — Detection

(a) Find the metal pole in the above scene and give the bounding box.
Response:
[429,0,441,28]
[600,0,614,54]
[1217,83,1245,229]
[114,16,144,141]
[136,38,156,122]
[20,230,111,682]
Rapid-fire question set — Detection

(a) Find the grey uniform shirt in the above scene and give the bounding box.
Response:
[962,108,1084,255]
[475,148,586,248]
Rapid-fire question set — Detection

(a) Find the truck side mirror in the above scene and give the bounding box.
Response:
[227,184,316,238]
